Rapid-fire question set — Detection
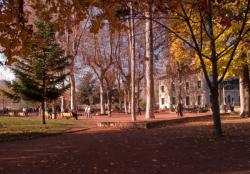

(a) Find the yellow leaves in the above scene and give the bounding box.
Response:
[193,53,202,70]
[169,38,191,63]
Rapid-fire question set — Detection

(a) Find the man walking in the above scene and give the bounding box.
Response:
[177,102,184,117]
[86,105,91,118]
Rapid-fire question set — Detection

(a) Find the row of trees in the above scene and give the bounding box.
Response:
[0,0,249,137]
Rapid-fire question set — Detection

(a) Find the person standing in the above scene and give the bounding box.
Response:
[72,109,78,120]
[138,107,142,115]
[86,105,91,118]
[85,105,89,118]
[84,106,87,117]
[88,105,91,118]
[177,102,184,117]
[23,107,27,116]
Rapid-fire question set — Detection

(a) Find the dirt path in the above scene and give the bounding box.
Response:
[0,116,250,174]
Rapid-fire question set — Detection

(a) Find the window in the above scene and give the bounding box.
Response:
[172,83,175,91]
[198,96,202,105]
[197,80,202,88]
[186,82,189,90]
[172,97,176,105]
[161,98,165,105]
[186,96,190,106]
[161,86,165,92]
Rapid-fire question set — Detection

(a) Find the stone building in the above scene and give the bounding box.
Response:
[158,73,240,110]
[158,72,210,110]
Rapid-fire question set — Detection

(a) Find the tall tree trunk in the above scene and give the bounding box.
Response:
[41,101,46,124]
[119,97,123,112]
[117,74,122,112]
[124,90,128,113]
[128,89,131,114]
[52,100,56,119]
[70,73,76,112]
[208,2,222,137]
[42,77,46,124]
[137,78,140,112]
[44,101,47,114]
[211,86,222,137]
[129,1,136,121]
[100,79,105,115]
[210,47,222,137]
[145,0,155,119]
[209,57,223,137]
[61,96,65,113]
[107,90,112,117]
[240,65,250,117]
[128,102,131,114]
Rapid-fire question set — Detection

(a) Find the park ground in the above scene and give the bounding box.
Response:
[0,113,250,174]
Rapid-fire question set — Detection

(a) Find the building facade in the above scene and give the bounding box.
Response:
[159,72,210,110]
[158,73,240,110]
[220,78,240,106]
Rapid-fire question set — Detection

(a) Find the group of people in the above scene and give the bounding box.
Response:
[221,102,235,113]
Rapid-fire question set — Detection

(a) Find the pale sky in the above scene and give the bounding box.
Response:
[0,66,15,80]
[0,54,15,81]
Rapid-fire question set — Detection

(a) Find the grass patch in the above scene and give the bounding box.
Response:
[0,116,91,142]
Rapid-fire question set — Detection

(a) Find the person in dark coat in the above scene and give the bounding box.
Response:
[138,107,142,115]
[72,110,78,120]
[177,102,184,117]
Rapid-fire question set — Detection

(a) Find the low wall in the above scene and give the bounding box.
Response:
[97,114,215,129]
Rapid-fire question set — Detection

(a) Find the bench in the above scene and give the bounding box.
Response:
[8,112,17,116]
[18,112,27,116]
[61,112,72,119]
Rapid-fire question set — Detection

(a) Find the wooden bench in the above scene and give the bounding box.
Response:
[61,112,72,119]
[8,112,17,116]
[18,112,26,116]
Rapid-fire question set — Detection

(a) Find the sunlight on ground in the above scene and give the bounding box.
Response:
[175,116,250,127]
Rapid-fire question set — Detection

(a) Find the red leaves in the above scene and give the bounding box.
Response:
[199,0,222,13]
[211,0,222,3]
[197,0,232,27]
[220,13,232,27]
[167,1,178,11]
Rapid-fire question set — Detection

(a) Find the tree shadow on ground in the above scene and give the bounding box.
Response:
[0,132,60,142]
[0,116,249,174]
